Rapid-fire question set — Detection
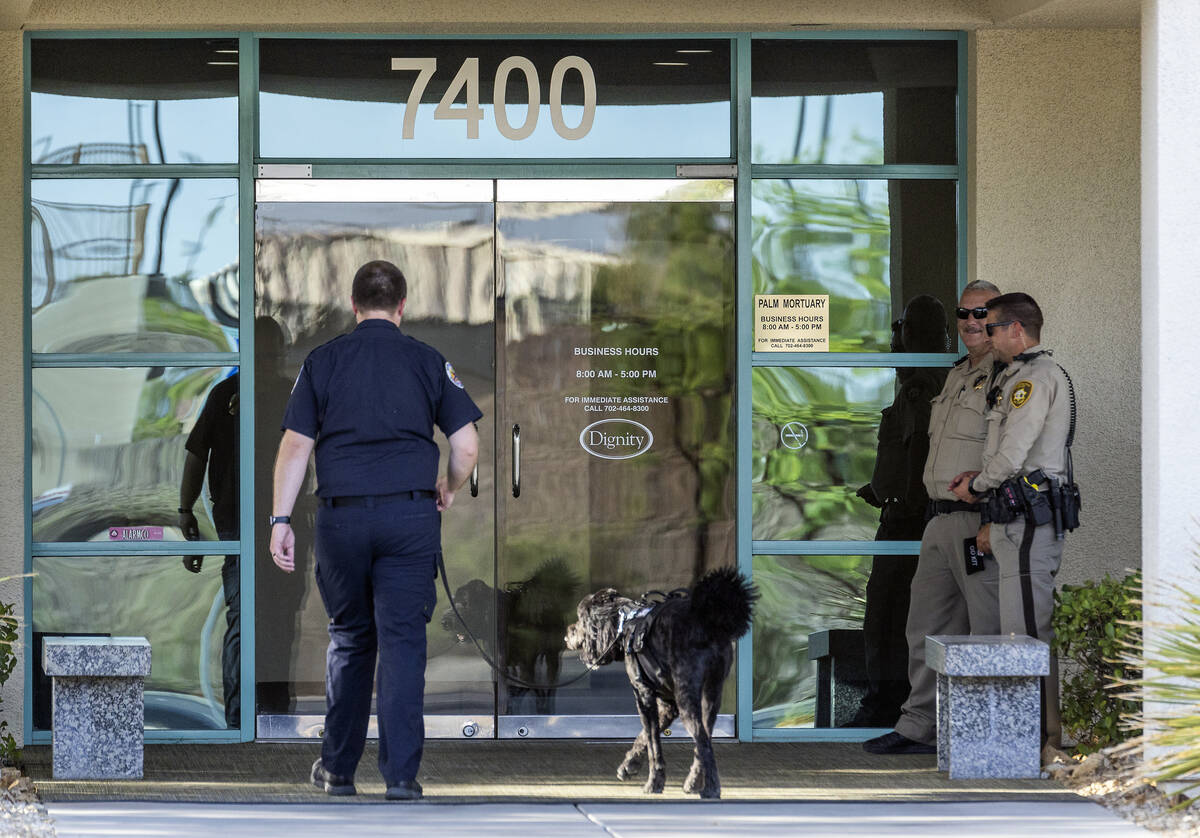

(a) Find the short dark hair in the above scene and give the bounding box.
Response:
[986,292,1044,341]
[351,260,407,312]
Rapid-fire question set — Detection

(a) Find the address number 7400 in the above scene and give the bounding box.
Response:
[390,55,598,141]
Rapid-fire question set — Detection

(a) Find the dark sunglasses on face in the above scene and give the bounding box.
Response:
[985,319,1021,336]
[956,307,989,320]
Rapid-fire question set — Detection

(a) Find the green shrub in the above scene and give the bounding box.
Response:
[1052,571,1142,753]
[0,600,17,763]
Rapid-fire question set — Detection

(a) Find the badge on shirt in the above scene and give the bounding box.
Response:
[446,361,465,389]
[1010,380,1033,408]
[972,373,987,390]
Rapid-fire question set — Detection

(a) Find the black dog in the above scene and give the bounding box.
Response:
[441,558,579,714]
[565,566,758,799]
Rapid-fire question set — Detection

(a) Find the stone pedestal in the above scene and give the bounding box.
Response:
[42,637,152,780]
[927,634,1049,779]
[807,629,868,728]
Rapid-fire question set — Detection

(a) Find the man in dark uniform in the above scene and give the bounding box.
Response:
[179,370,240,728]
[269,260,481,801]
[847,295,949,727]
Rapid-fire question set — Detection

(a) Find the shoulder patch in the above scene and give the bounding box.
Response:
[445,361,465,389]
[1010,380,1034,408]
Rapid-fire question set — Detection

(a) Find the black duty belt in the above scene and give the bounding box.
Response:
[321,490,436,508]
[927,499,981,516]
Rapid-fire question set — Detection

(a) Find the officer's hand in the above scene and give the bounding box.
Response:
[976,523,992,556]
[949,470,980,502]
[179,510,200,541]
[270,523,296,573]
[181,556,204,573]
[436,476,455,512]
[855,484,882,508]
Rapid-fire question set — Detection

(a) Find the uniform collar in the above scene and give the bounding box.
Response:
[1013,343,1050,363]
[354,318,401,332]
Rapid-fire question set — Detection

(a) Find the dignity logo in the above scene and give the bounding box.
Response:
[579,419,654,460]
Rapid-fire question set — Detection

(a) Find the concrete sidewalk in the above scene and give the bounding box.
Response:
[44,800,1151,837]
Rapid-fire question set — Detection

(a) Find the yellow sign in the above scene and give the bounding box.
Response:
[754,295,830,352]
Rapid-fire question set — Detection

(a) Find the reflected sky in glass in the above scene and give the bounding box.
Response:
[30,39,238,164]
[31,179,239,353]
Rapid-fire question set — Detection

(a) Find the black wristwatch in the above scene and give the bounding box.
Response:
[178,507,193,514]
[268,515,291,526]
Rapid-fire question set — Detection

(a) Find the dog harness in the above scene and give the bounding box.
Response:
[618,589,688,701]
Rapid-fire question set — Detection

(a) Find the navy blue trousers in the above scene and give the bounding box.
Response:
[313,495,439,786]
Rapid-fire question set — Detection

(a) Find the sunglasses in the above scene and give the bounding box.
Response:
[985,319,1021,336]
[955,307,989,320]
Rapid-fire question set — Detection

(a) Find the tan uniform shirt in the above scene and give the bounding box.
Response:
[923,351,996,502]
[973,345,1071,492]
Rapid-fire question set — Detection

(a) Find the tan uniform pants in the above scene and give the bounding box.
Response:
[991,518,1063,748]
[894,511,1000,745]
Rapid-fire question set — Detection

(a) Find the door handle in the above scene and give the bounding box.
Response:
[512,423,521,498]
[469,422,479,497]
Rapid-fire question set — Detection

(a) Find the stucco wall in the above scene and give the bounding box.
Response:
[971,27,1141,586]
[0,29,25,744]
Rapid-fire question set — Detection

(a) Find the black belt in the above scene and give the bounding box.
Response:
[927,499,981,516]
[321,490,436,508]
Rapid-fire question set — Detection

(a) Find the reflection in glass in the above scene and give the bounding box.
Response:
[255,197,496,718]
[753,553,909,728]
[751,179,957,352]
[31,367,237,542]
[259,39,731,159]
[498,191,736,714]
[31,179,239,353]
[32,555,232,730]
[751,39,957,165]
[752,366,900,541]
[30,38,239,165]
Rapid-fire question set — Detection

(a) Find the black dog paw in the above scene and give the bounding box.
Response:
[643,779,665,794]
[617,764,640,781]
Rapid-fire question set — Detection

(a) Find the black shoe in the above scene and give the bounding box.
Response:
[385,779,423,801]
[862,730,936,755]
[310,758,357,795]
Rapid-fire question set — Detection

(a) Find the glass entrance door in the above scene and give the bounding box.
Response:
[493,180,737,737]
[252,178,736,739]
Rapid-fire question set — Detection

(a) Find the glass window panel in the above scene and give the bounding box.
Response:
[754,365,946,541]
[259,39,731,159]
[751,39,957,165]
[32,555,238,730]
[30,38,239,165]
[753,553,927,729]
[32,367,239,543]
[31,179,239,353]
[752,179,957,352]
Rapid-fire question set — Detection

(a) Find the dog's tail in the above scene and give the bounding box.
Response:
[690,566,759,644]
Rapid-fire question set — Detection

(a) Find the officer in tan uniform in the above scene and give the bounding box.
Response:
[864,280,1003,755]
[948,291,1075,747]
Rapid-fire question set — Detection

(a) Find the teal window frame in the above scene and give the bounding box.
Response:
[736,31,967,741]
[22,29,967,745]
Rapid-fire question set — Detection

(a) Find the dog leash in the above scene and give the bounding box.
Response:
[436,552,622,691]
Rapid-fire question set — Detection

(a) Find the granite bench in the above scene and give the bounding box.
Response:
[807,628,868,727]
[42,636,152,780]
[927,634,1049,779]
